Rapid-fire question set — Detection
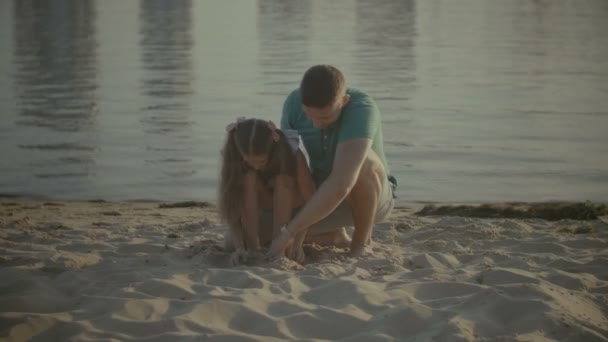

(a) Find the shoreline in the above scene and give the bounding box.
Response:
[2,197,606,221]
[2,193,606,207]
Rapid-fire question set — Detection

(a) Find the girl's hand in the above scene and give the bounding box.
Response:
[230,248,248,266]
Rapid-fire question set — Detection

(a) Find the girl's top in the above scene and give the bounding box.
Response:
[245,129,309,191]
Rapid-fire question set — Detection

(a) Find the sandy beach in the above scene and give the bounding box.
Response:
[1,199,607,341]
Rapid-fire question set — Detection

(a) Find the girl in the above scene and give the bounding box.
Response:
[218,117,314,265]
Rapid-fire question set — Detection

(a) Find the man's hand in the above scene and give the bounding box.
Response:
[286,244,305,264]
[267,225,295,260]
[286,231,307,264]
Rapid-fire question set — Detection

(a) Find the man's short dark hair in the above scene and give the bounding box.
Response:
[300,65,345,108]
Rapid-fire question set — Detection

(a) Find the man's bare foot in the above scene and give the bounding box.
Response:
[304,227,351,247]
[334,227,352,248]
[349,244,373,258]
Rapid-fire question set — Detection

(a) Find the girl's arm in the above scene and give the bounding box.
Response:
[270,149,314,261]
[229,225,246,251]
[272,174,295,239]
[241,170,261,251]
[286,150,316,263]
[295,150,315,202]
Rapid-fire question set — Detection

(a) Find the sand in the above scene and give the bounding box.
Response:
[0,199,607,341]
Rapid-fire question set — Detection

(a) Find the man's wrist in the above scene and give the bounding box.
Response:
[281,223,296,238]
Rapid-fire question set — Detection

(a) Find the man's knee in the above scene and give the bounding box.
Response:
[346,151,385,203]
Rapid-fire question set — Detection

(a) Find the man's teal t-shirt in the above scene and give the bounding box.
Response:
[280,88,397,196]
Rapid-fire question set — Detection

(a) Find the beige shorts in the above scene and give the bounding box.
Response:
[260,175,395,236]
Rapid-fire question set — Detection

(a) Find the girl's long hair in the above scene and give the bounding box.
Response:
[218,118,297,227]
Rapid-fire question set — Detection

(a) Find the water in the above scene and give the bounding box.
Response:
[1,0,607,203]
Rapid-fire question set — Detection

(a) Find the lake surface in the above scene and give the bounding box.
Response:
[1,0,607,203]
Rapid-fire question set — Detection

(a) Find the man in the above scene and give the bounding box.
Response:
[269,65,397,258]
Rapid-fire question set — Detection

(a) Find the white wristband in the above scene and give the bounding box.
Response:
[280,224,293,238]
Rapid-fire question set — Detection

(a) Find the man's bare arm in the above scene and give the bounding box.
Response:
[285,138,372,235]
